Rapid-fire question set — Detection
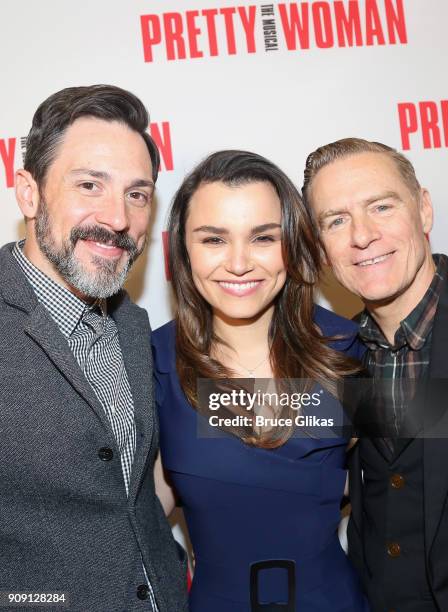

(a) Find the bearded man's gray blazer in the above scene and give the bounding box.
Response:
[0,242,188,612]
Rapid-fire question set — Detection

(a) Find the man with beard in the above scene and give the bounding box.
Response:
[302,137,448,611]
[0,85,187,612]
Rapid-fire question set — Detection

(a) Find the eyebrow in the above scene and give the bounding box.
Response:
[193,223,281,235]
[317,191,401,224]
[364,190,400,205]
[70,168,154,191]
[128,179,155,192]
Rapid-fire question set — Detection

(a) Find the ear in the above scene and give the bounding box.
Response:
[15,169,40,220]
[419,188,433,235]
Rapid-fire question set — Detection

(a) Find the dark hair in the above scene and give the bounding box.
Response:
[302,137,420,204]
[24,84,160,187]
[168,150,359,448]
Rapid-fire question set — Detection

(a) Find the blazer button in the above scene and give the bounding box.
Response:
[390,473,405,489]
[98,447,114,461]
[137,584,149,600]
[387,542,401,558]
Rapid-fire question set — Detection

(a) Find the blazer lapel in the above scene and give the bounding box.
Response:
[25,303,116,435]
[390,387,427,461]
[109,293,155,503]
[424,279,448,555]
[378,438,398,462]
[0,243,114,435]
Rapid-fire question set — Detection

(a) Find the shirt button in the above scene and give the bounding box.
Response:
[136,584,149,600]
[390,473,405,489]
[387,542,401,558]
[98,447,114,461]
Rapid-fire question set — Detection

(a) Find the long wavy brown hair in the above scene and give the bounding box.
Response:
[167,150,359,448]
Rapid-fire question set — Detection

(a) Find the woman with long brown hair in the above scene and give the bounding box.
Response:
[152,150,369,611]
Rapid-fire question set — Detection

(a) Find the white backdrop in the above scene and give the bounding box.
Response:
[1,0,446,559]
[1,0,447,326]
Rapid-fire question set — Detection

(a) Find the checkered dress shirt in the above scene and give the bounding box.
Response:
[359,253,446,440]
[13,240,157,610]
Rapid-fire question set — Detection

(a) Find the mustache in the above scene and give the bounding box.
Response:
[70,225,139,256]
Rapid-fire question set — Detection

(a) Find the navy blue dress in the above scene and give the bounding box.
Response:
[152,306,369,611]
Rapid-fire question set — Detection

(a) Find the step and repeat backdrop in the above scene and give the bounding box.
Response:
[1,0,446,325]
[0,0,446,555]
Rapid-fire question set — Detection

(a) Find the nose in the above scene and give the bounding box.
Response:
[95,194,130,233]
[350,215,381,249]
[225,242,254,275]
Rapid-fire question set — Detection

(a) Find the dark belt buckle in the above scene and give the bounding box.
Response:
[250,559,296,612]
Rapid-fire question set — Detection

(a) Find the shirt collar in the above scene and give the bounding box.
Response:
[12,240,106,338]
[359,254,447,351]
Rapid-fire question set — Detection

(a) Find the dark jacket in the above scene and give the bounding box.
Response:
[348,274,448,611]
[0,242,188,612]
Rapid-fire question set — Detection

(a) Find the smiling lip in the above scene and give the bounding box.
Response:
[82,239,125,258]
[217,280,263,297]
[354,251,395,267]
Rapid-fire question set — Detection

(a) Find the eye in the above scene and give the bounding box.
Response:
[201,236,224,245]
[328,216,346,229]
[253,234,276,243]
[127,191,150,206]
[79,181,99,192]
[375,203,391,212]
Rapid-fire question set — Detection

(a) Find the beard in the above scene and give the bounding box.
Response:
[34,199,145,299]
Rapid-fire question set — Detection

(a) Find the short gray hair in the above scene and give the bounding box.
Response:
[302,137,421,206]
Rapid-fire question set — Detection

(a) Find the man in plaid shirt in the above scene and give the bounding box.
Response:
[303,138,448,612]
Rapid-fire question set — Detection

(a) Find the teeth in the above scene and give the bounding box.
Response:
[219,281,259,292]
[95,242,117,249]
[358,253,390,267]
